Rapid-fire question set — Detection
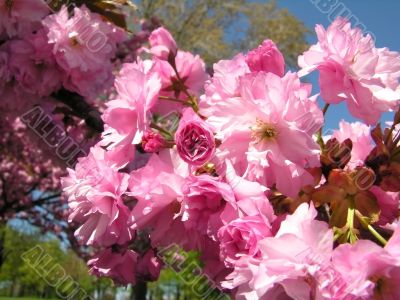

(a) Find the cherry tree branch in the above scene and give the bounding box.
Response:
[53,89,104,133]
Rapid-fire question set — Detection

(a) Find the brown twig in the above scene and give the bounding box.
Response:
[53,89,104,133]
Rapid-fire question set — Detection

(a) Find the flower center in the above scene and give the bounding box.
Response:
[185,134,207,157]
[69,32,80,46]
[251,119,278,143]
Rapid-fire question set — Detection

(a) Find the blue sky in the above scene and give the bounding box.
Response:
[277,0,400,131]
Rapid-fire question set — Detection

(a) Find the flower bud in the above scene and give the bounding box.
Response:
[246,39,285,76]
[175,108,215,166]
[149,27,177,60]
[141,130,165,153]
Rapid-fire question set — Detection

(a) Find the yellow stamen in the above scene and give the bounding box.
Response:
[69,32,80,46]
[251,119,278,143]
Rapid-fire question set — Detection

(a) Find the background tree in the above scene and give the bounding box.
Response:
[136,0,309,65]
[0,225,110,299]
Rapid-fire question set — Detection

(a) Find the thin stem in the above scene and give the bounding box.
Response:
[159,96,185,103]
[355,210,388,246]
[347,206,355,229]
[169,59,193,99]
[150,123,173,139]
[316,131,325,149]
[36,193,61,203]
[345,196,359,244]
[159,96,193,108]
[317,104,330,149]
[322,103,330,115]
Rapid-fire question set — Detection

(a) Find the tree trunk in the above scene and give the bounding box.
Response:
[175,284,181,300]
[0,234,4,268]
[11,279,21,297]
[131,281,148,300]
[0,223,5,269]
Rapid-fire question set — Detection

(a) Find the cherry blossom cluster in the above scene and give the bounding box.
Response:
[0,2,126,116]
[0,1,133,251]
[57,16,399,300]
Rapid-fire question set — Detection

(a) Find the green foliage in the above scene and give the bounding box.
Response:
[0,226,104,299]
[149,249,227,300]
[137,0,309,65]
[0,226,39,283]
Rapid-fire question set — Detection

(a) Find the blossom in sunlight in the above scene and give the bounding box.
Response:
[128,149,187,245]
[246,39,285,76]
[218,214,272,265]
[53,13,400,300]
[175,107,216,166]
[149,26,177,60]
[202,71,322,197]
[299,17,400,124]
[333,240,400,299]
[101,62,162,166]
[333,120,374,169]
[62,146,134,247]
[180,174,235,236]
[223,203,336,299]
[151,51,209,115]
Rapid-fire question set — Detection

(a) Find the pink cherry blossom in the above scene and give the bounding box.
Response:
[42,5,126,97]
[68,66,116,99]
[333,240,400,299]
[199,53,250,116]
[245,39,285,76]
[299,17,400,124]
[0,0,49,38]
[101,62,161,166]
[202,71,322,197]
[141,130,165,153]
[222,160,276,223]
[151,51,209,115]
[370,186,399,226]
[218,215,272,265]
[200,39,286,116]
[51,14,400,298]
[180,174,235,236]
[333,120,374,169]
[43,5,124,72]
[128,149,187,245]
[88,248,138,285]
[136,249,162,281]
[7,29,62,96]
[223,203,335,299]
[149,26,177,60]
[175,107,216,166]
[62,146,134,247]
[386,226,400,262]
